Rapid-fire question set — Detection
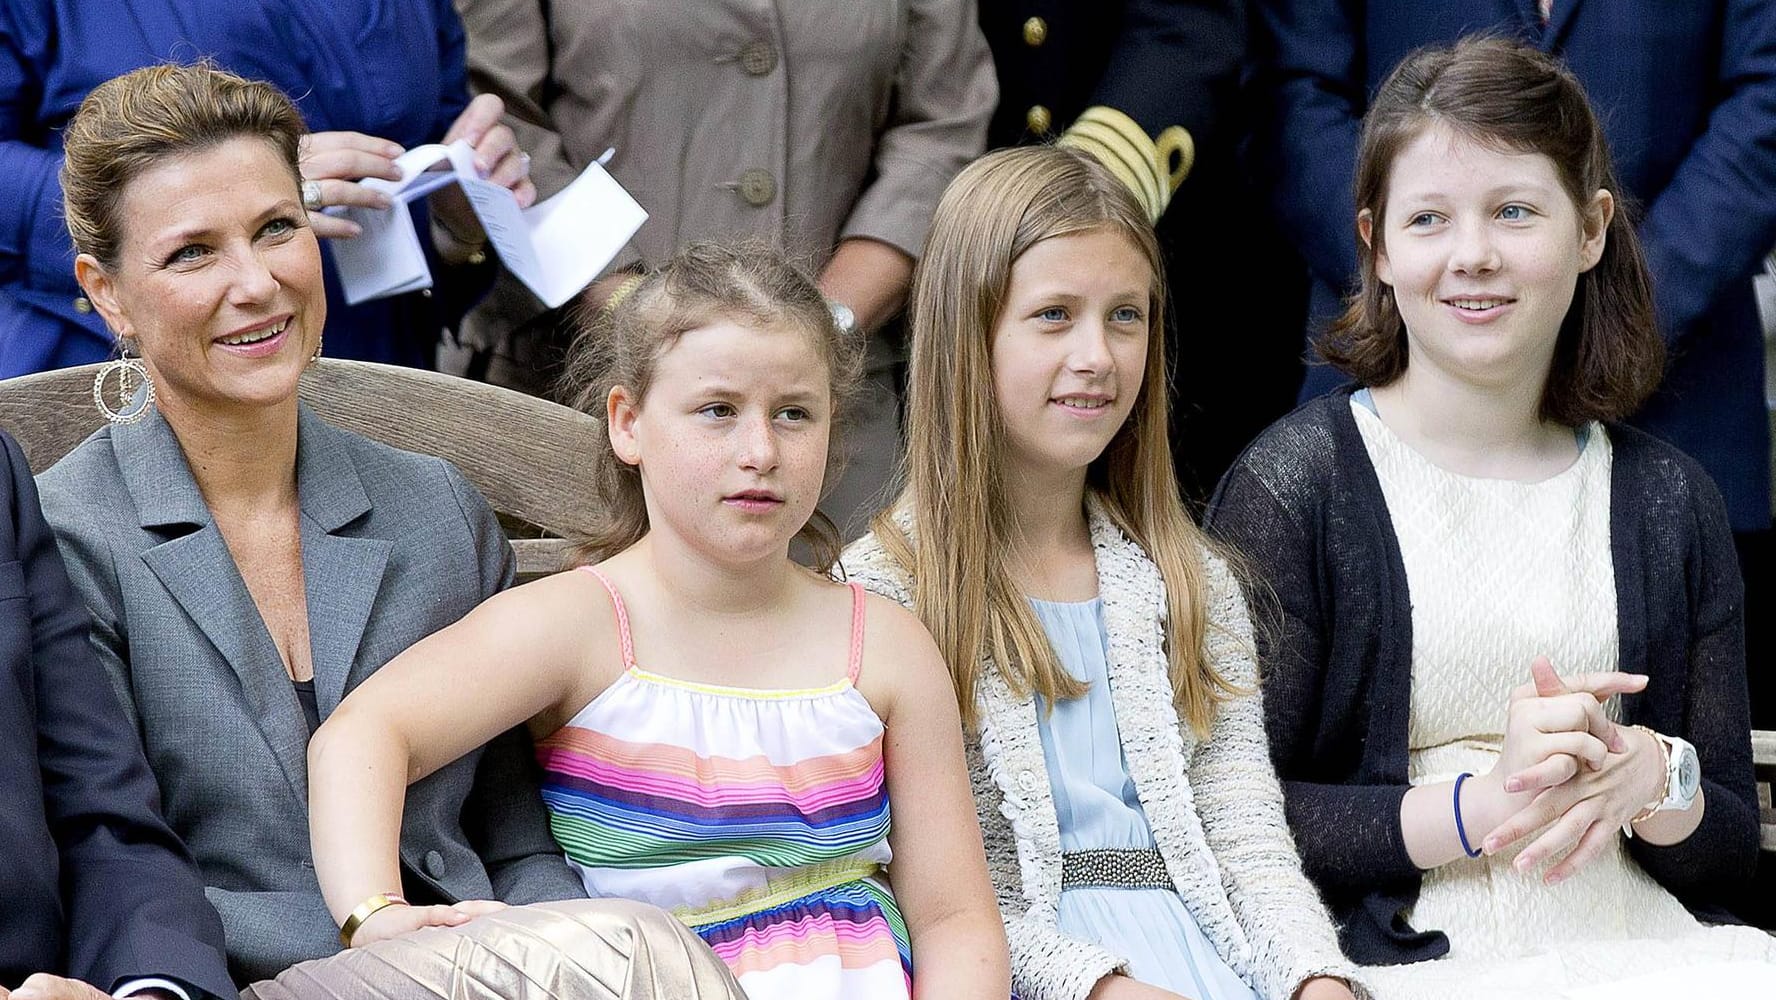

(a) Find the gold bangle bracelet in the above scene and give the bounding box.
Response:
[339,891,408,947]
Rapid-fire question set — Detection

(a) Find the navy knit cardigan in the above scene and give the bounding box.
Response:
[1203,388,1757,965]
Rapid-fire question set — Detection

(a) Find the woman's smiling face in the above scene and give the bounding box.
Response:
[79,136,325,418]
[1368,121,1611,393]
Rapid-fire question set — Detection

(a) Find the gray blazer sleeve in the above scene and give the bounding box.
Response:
[442,463,584,904]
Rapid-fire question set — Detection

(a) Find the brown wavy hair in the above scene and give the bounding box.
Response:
[1318,36,1664,425]
[562,241,865,572]
[873,146,1240,735]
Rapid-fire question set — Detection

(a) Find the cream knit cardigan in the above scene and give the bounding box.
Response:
[841,502,1361,1000]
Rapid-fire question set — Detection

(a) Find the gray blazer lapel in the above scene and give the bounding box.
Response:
[293,408,393,718]
[120,414,313,805]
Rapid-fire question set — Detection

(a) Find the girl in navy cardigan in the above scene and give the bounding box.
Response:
[1209,38,1775,998]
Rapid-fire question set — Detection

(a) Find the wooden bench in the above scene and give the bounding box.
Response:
[0,359,600,583]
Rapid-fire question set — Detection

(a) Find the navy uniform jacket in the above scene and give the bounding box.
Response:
[0,0,490,377]
[980,0,1240,220]
[1253,0,1776,531]
[0,428,233,999]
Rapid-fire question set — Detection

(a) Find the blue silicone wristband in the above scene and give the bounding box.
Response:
[1453,771,1482,858]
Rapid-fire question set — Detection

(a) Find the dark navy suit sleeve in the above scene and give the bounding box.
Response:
[1249,0,1364,293]
[11,432,235,999]
[1637,0,1776,340]
[1090,0,1239,153]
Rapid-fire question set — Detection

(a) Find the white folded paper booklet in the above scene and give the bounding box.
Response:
[328,140,647,309]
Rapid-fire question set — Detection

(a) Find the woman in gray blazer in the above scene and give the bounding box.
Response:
[32,64,593,985]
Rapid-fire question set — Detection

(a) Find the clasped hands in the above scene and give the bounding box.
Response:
[1469,656,1670,884]
[298,93,534,245]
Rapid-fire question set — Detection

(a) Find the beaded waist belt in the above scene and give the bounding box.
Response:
[1059,848,1172,891]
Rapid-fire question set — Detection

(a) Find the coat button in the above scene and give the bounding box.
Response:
[738,168,777,206]
[1018,769,1041,792]
[1026,104,1052,135]
[1022,17,1047,47]
[739,40,778,76]
[73,296,93,314]
[424,850,446,879]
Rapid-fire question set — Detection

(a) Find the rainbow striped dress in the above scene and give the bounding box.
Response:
[535,568,912,999]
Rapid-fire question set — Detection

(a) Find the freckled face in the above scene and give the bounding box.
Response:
[80,136,325,418]
[989,227,1152,486]
[1371,122,1610,392]
[609,320,833,564]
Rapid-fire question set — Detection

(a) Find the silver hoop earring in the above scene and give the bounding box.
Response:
[92,353,156,424]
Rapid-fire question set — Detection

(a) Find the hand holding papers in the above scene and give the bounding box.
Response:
[328,141,647,308]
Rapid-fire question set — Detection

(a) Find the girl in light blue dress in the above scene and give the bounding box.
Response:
[843,145,1363,1000]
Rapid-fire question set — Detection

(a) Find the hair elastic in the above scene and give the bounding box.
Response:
[1453,771,1483,859]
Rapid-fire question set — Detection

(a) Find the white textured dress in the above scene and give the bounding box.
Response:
[1349,398,1776,1000]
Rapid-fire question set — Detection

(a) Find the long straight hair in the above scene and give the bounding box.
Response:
[873,146,1238,734]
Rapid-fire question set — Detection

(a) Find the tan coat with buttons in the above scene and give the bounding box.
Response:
[454,0,997,339]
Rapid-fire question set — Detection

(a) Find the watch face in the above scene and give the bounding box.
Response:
[1677,750,1701,800]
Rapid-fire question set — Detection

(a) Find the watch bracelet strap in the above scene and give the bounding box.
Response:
[339,891,409,947]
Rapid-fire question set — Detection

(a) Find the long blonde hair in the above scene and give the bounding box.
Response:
[563,241,864,571]
[872,146,1238,734]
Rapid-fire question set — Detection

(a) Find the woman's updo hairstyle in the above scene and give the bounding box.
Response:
[61,61,306,268]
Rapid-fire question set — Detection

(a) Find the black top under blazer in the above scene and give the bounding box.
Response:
[37,405,584,983]
[0,426,234,998]
[1204,389,1757,965]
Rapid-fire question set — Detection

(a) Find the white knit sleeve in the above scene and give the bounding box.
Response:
[1188,551,1368,1000]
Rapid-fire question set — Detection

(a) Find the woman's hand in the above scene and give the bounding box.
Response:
[348,898,508,948]
[298,131,406,239]
[1483,723,1669,884]
[427,94,535,246]
[1295,976,1358,1000]
[1085,975,1189,1000]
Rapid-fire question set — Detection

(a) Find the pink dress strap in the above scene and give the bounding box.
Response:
[578,566,637,670]
[846,581,867,684]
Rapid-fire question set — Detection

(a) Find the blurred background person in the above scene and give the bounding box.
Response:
[450,0,996,537]
[0,0,531,375]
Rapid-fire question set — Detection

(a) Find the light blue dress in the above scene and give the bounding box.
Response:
[1031,597,1260,1000]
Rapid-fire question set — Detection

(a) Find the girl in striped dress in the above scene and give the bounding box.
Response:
[303,242,1010,1000]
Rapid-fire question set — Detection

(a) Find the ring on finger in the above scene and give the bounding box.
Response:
[301,179,324,212]
[518,151,532,176]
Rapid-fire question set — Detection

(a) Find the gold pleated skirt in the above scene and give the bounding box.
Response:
[241,900,746,1000]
